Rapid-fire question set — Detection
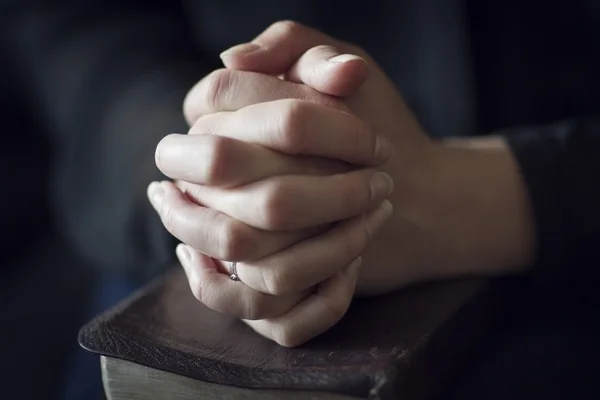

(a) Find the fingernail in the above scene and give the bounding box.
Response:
[176,243,191,267]
[147,181,165,211]
[220,43,262,58]
[367,200,394,233]
[370,172,394,200]
[328,54,364,64]
[374,135,395,163]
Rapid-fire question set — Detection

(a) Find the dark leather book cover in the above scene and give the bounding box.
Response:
[79,268,506,400]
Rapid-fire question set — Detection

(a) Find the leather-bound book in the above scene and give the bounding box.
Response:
[79,268,508,400]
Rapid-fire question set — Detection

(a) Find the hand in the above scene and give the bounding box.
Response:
[213,21,436,294]
[150,23,427,347]
[167,22,434,295]
[149,106,395,295]
[148,43,395,346]
[190,23,533,348]
[219,21,534,296]
[149,36,393,345]
[175,232,364,348]
[149,178,391,347]
[154,38,391,258]
[151,22,536,345]
[153,97,394,259]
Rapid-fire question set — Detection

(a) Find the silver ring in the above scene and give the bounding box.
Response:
[229,261,240,282]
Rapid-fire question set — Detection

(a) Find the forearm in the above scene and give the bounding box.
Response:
[402,118,600,289]
[419,136,536,278]
[356,134,535,296]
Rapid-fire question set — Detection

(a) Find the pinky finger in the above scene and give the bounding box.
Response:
[242,257,362,347]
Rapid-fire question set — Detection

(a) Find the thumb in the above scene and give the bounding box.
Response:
[284,45,368,97]
[219,21,367,96]
[219,21,342,74]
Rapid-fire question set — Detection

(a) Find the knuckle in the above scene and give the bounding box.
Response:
[202,68,234,111]
[256,181,292,230]
[188,113,217,136]
[242,295,271,320]
[341,171,373,211]
[277,100,310,153]
[202,136,231,185]
[317,94,346,112]
[187,114,208,135]
[215,218,255,260]
[261,267,290,296]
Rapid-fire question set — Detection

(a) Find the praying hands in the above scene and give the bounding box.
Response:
[147,21,534,347]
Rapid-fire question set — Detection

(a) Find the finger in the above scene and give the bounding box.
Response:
[219,21,357,75]
[236,200,391,295]
[284,45,368,97]
[243,257,362,347]
[183,68,345,125]
[176,244,309,320]
[156,133,347,187]
[181,169,394,231]
[147,181,321,261]
[189,100,394,167]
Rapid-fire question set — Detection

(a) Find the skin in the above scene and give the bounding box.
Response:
[147,21,535,347]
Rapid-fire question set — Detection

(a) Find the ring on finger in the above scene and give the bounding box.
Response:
[229,261,241,282]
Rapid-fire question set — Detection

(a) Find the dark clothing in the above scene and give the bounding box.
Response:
[2,1,600,398]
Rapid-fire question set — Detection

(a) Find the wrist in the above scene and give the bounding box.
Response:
[390,136,535,281]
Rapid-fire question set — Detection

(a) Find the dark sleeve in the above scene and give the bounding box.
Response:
[7,1,215,279]
[503,118,600,291]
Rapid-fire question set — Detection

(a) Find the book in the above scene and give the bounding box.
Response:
[79,267,508,400]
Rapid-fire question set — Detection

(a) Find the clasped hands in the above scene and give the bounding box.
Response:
[147,21,437,347]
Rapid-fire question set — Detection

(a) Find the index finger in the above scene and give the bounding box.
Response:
[183,68,346,125]
[189,99,394,166]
